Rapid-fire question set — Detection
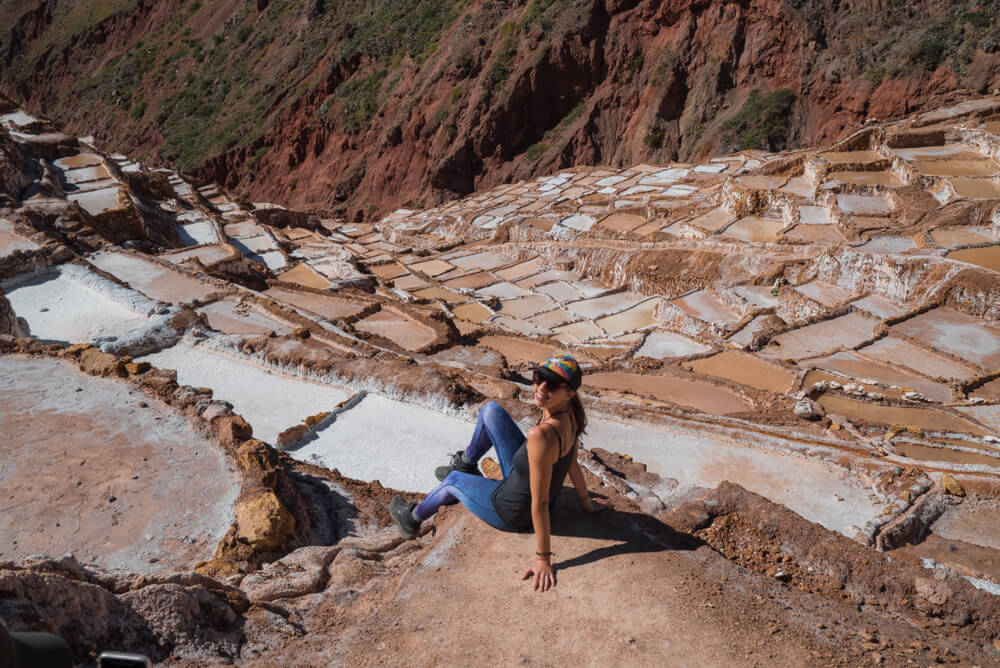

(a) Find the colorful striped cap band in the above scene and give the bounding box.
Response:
[534,352,582,389]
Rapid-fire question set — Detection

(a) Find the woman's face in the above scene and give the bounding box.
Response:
[532,372,574,409]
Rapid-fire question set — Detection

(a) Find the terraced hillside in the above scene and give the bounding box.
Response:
[2,91,1000,664]
[2,0,999,219]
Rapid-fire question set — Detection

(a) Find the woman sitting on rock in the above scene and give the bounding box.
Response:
[389,353,605,592]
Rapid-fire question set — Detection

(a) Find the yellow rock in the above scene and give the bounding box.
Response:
[305,411,331,427]
[235,490,296,552]
[125,361,150,375]
[941,473,965,497]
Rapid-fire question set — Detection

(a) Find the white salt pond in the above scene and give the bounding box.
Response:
[586,417,883,536]
[3,267,150,344]
[178,221,218,246]
[892,307,1000,369]
[139,344,353,444]
[760,312,878,361]
[291,394,475,492]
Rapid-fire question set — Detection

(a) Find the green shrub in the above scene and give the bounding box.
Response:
[130,98,147,120]
[337,69,387,133]
[484,36,517,94]
[524,141,547,161]
[450,84,463,102]
[723,88,795,151]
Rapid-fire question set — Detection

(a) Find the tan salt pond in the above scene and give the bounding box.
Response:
[586,371,753,415]
[497,257,547,281]
[566,292,644,319]
[529,308,575,328]
[598,213,647,233]
[410,259,455,277]
[452,302,492,323]
[67,186,124,215]
[88,250,214,304]
[197,300,291,335]
[479,335,557,367]
[893,144,984,161]
[930,227,996,247]
[553,320,604,342]
[594,298,661,335]
[393,274,428,291]
[794,280,852,306]
[687,209,736,232]
[819,150,883,163]
[837,194,893,216]
[264,287,366,320]
[945,244,1000,272]
[276,263,333,289]
[859,337,977,381]
[499,294,557,318]
[802,351,953,402]
[721,216,785,243]
[817,395,988,435]
[369,262,409,280]
[160,244,235,266]
[414,286,468,305]
[950,178,1000,199]
[534,281,582,303]
[450,251,513,270]
[61,164,112,184]
[892,307,1000,369]
[685,350,794,393]
[833,171,903,186]
[971,377,1000,401]
[443,271,496,290]
[672,290,741,326]
[759,312,878,361]
[0,221,38,256]
[784,225,845,244]
[849,294,908,319]
[913,159,1000,177]
[354,308,439,351]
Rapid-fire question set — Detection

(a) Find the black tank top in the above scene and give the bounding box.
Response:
[491,416,577,532]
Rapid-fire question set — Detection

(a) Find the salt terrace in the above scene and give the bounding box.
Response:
[3,94,1000,606]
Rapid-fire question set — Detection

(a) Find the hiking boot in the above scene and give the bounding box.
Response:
[389,495,421,539]
[434,449,481,481]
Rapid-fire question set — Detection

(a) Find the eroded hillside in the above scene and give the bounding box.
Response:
[2,0,999,220]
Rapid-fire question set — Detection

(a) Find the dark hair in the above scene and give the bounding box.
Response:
[569,393,587,437]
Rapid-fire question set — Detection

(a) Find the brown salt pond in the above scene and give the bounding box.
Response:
[393,274,429,291]
[930,227,996,247]
[497,257,547,281]
[913,159,1000,177]
[354,307,439,351]
[817,395,988,435]
[950,178,1000,199]
[594,298,661,335]
[449,250,512,271]
[276,263,333,290]
[802,351,953,402]
[53,153,104,169]
[369,262,409,280]
[833,171,903,186]
[784,224,845,244]
[598,212,647,234]
[893,144,984,161]
[197,300,291,335]
[586,371,753,415]
[892,307,1000,369]
[413,286,469,305]
[945,244,1000,272]
[0,356,238,573]
[759,312,878,361]
[88,250,214,304]
[479,335,557,367]
[933,503,1000,551]
[452,302,492,323]
[687,209,736,232]
[264,286,367,320]
[410,259,456,277]
[444,271,496,290]
[819,150,883,163]
[721,216,785,243]
[895,442,1000,469]
[971,377,1000,401]
[859,336,977,381]
[685,350,794,393]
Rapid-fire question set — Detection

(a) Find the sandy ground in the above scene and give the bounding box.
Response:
[0,356,239,573]
[139,343,353,444]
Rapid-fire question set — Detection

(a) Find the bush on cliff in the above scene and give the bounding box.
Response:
[723,88,795,152]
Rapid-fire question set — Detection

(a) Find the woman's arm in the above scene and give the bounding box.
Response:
[567,456,599,512]
[520,425,556,592]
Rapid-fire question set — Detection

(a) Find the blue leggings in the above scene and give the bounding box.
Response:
[414,402,525,530]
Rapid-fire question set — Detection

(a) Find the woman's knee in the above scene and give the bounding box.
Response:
[480,401,506,421]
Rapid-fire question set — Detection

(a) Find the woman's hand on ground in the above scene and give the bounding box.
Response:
[580,496,609,513]
[521,560,556,592]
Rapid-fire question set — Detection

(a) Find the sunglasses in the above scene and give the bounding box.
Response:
[532,370,566,388]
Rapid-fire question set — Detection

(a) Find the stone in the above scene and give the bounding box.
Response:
[941,473,965,497]
[78,347,126,377]
[124,361,151,375]
[215,415,253,448]
[275,424,308,449]
[233,491,296,553]
[793,399,823,419]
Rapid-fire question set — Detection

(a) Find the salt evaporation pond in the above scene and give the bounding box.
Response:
[89,250,215,304]
[634,331,712,358]
[585,418,883,536]
[139,344,353,443]
[0,356,239,573]
[3,268,149,344]
[291,394,475,493]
